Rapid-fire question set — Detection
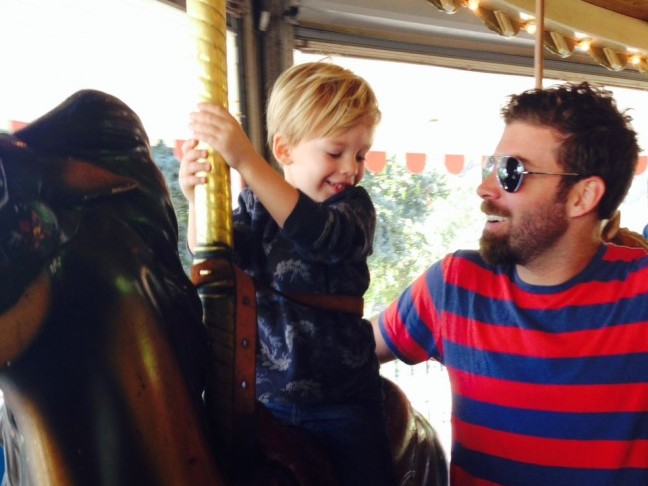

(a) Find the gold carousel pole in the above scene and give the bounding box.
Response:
[534,0,545,88]
[186,0,257,480]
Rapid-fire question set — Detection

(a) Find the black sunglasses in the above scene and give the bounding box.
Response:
[482,155,581,193]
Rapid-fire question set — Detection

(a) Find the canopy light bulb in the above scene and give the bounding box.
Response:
[577,39,591,51]
[522,21,536,34]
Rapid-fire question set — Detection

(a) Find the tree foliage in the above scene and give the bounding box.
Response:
[151,141,192,270]
[362,157,453,315]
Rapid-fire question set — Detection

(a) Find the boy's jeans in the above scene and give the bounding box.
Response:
[264,400,396,486]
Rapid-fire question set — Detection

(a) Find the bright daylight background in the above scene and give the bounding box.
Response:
[1,0,647,460]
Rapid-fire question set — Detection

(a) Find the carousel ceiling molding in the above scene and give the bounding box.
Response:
[426,0,648,74]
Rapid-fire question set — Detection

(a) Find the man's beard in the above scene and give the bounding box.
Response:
[479,198,569,267]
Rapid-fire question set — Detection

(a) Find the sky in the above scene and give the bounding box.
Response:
[0,0,198,142]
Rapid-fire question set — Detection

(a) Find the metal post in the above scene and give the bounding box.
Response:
[186,0,256,479]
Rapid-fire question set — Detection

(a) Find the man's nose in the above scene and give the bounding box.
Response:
[477,170,501,199]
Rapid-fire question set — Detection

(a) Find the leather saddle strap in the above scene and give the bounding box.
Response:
[256,281,364,317]
[191,260,364,317]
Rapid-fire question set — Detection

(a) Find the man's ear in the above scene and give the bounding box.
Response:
[272,134,292,167]
[568,176,605,217]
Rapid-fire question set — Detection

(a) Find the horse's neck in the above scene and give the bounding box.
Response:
[0,282,223,486]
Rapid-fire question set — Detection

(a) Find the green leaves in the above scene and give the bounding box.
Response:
[362,156,476,315]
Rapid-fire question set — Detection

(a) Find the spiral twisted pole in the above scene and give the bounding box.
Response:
[187,0,233,248]
[187,1,256,480]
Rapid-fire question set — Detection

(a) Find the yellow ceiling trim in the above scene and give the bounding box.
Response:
[493,0,648,54]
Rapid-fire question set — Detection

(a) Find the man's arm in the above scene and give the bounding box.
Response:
[371,316,396,364]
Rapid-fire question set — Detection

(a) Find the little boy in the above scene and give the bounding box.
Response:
[180,62,395,485]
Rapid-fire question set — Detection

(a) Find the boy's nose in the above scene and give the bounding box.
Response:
[340,156,358,176]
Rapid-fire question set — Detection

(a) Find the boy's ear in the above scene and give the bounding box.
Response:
[568,176,605,218]
[272,134,292,166]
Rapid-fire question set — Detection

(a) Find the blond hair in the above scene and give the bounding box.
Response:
[266,62,381,148]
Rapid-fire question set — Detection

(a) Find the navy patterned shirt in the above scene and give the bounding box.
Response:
[233,185,381,405]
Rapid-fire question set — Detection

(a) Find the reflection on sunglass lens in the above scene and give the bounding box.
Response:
[498,156,522,192]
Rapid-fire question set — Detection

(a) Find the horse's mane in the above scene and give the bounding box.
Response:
[14,90,178,269]
[6,90,207,396]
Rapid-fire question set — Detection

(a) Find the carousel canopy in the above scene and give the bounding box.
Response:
[161,1,647,84]
[289,0,648,82]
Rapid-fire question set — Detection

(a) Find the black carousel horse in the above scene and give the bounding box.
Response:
[0,90,446,485]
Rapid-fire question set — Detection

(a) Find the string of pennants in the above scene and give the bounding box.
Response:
[364,151,648,176]
[365,151,465,175]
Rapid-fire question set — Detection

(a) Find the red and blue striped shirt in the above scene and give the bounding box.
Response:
[379,244,648,485]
